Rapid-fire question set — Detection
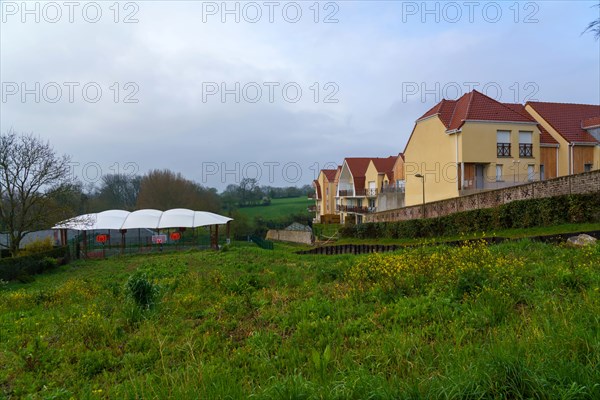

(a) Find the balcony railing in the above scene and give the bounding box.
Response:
[519,143,533,157]
[355,188,378,197]
[307,193,317,199]
[336,205,376,214]
[339,188,378,197]
[497,143,511,157]
[380,184,405,194]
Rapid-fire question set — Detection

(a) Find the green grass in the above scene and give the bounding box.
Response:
[1,240,600,398]
[237,196,312,220]
[333,222,600,246]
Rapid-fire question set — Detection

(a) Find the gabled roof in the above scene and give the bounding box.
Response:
[313,180,322,199]
[526,101,600,143]
[505,103,559,145]
[322,169,337,182]
[344,158,372,192]
[372,156,397,182]
[417,90,536,131]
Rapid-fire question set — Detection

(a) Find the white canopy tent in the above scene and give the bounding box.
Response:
[53,209,233,256]
[53,209,233,231]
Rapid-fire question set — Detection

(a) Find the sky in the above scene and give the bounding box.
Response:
[1,0,599,190]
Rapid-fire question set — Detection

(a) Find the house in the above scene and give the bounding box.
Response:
[373,154,406,212]
[524,102,600,176]
[404,90,542,206]
[336,156,399,223]
[311,168,340,223]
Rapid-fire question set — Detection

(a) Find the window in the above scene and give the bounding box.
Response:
[497,130,511,157]
[519,131,533,157]
[496,164,503,182]
[326,187,329,195]
[584,163,593,172]
[540,164,545,180]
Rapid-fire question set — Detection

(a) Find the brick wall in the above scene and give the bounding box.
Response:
[366,170,600,223]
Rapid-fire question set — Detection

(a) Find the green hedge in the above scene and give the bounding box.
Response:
[340,194,600,240]
[0,246,70,282]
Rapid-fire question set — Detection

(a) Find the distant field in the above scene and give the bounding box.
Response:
[237,196,312,220]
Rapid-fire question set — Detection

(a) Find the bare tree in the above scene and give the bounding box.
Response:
[583,3,600,39]
[94,173,141,211]
[136,169,221,212]
[0,130,73,256]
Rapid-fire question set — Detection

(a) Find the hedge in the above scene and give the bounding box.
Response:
[0,246,70,282]
[340,193,600,240]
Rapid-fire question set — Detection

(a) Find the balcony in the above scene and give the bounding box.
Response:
[355,188,378,197]
[519,143,533,158]
[339,188,378,197]
[497,143,511,157]
[380,184,405,194]
[307,193,317,199]
[336,205,376,214]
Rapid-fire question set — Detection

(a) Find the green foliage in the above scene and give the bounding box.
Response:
[0,242,599,398]
[126,272,160,310]
[0,246,67,281]
[340,193,600,240]
[19,237,55,256]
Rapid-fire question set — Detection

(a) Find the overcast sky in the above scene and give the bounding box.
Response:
[1,1,599,190]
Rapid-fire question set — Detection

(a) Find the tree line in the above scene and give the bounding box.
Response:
[0,131,311,255]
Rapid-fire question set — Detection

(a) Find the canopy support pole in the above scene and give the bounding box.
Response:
[82,230,88,259]
[226,221,231,245]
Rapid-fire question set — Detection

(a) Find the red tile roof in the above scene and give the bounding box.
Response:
[526,102,600,143]
[344,158,372,192]
[372,156,397,182]
[322,169,337,182]
[417,90,536,131]
[504,103,559,145]
[582,116,600,129]
[313,180,321,199]
[538,124,559,146]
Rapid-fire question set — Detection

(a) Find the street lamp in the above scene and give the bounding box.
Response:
[415,173,425,218]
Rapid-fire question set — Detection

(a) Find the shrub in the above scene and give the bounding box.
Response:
[126,272,160,310]
[340,194,600,240]
[20,237,54,256]
[0,247,68,281]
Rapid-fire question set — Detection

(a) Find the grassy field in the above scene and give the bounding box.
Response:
[237,197,312,220]
[1,240,600,398]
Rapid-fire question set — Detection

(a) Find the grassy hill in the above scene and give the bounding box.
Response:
[237,196,313,220]
[1,240,600,398]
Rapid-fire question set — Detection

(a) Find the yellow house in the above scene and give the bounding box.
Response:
[311,169,339,223]
[336,156,398,223]
[525,102,600,176]
[404,90,542,206]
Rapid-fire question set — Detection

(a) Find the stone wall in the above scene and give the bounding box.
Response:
[266,230,314,245]
[366,170,600,223]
